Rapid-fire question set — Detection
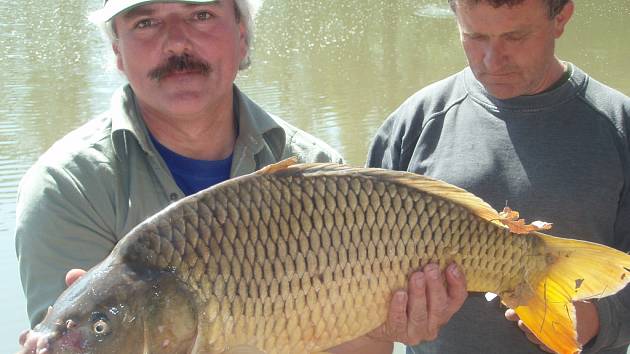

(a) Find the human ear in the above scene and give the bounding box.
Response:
[112,42,124,72]
[553,0,574,38]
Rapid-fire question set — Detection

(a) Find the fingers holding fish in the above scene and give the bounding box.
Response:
[424,264,449,339]
[65,268,86,286]
[16,269,87,354]
[408,266,436,341]
[367,263,467,346]
[16,329,41,354]
[505,308,554,353]
[421,263,467,341]
[506,300,600,353]
[445,263,468,313]
[387,290,411,340]
[366,272,425,345]
[17,329,33,354]
[17,306,56,354]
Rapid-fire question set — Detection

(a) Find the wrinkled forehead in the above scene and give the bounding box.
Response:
[450,0,557,14]
[451,0,530,8]
[90,0,221,23]
[120,1,226,20]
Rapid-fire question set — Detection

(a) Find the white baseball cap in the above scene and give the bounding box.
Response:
[89,0,219,23]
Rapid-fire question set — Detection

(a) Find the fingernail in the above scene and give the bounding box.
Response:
[425,264,439,279]
[395,291,407,304]
[448,264,460,278]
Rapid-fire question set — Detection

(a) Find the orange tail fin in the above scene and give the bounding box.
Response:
[508,233,630,354]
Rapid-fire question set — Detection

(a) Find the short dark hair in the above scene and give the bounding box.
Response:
[448,0,569,18]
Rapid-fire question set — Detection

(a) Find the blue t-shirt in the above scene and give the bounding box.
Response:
[150,135,232,196]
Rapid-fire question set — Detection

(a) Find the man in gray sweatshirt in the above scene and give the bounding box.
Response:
[367,0,630,353]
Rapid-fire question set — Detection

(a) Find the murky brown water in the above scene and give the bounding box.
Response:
[1,0,629,352]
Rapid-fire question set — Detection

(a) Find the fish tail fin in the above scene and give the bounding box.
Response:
[509,233,630,354]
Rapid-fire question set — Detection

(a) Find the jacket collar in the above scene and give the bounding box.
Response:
[109,84,286,165]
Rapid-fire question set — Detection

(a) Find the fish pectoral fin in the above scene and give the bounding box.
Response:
[222,345,267,354]
[257,157,299,174]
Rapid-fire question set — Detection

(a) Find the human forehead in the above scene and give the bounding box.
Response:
[118,0,227,19]
[451,0,546,9]
[455,0,549,34]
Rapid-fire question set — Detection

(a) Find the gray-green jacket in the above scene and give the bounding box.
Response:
[16,84,343,326]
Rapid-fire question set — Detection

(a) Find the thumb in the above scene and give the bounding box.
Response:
[505,308,520,322]
[65,269,87,287]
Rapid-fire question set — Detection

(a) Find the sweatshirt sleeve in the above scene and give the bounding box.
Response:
[15,160,117,327]
[366,113,401,170]
[584,176,630,353]
[366,95,425,171]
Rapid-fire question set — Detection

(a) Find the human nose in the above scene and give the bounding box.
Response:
[482,39,507,71]
[163,20,192,55]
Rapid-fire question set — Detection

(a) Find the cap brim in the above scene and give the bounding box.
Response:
[88,0,218,23]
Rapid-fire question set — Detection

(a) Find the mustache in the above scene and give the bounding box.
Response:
[148,54,210,81]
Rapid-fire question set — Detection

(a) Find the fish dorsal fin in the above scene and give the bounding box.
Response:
[262,161,503,225]
[257,157,299,175]
[362,168,503,223]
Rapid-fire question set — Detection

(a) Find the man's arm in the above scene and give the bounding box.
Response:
[329,264,467,354]
[365,114,401,171]
[580,186,630,352]
[15,163,116,326]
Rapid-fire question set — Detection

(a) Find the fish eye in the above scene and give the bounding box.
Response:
[90,312,112,337]
[92,319,111,336]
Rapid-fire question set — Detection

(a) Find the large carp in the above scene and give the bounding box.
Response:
[22,159,630,354]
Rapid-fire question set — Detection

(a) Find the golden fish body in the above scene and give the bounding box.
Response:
[29,159,630,354]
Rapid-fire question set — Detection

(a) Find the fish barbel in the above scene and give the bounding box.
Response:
[26,158,630,354]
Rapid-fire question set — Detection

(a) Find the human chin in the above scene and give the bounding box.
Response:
[133,85,208,116]
[481,82,522,100]
[162,90,211,112]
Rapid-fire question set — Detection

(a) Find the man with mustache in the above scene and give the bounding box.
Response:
[367,0,630,353]
[16,1,468,353]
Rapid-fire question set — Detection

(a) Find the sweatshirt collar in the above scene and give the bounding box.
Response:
[464,63,587,113]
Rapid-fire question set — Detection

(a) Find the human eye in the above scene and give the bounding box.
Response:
[193,10,216,21]
[505,32,527,42]
[464,32,486,41]
[134,18,157,29]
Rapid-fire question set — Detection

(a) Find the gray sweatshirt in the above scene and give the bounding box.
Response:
[367,64,630,354]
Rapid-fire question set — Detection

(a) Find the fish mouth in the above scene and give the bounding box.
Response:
[49,331,86,354]
[21,321,86,354]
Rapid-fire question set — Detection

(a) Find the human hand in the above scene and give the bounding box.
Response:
[327,263,467,354]
[17,269,87,353]
[367,263,467,345]
[505,300,599,352]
